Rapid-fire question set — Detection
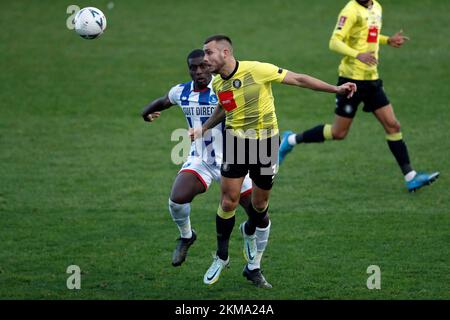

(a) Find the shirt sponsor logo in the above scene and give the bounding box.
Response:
[218,91,238,112]
[183,106,215,116]
[337,15,347,30]
[367,25,379,43]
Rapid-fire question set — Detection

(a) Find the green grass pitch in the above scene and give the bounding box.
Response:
[1,0,449,299]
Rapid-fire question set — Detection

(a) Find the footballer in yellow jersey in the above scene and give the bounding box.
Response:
[211,60,287,139]
[280,0,439,193]
[330,0,387,81]
[193,35,356,288]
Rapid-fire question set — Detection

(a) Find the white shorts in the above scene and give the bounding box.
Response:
[179,156,252,196]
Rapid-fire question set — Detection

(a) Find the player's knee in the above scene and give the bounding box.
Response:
[386,120,401,133]
[252,199,268,212]
[169,194,190,205]
[221,197,239,212]
[332,129,348,140]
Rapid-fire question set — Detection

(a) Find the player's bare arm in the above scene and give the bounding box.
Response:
[282,71,357,98]
[141,95,173,122]
[202,103,225,132]
[188,103,225,140]
[387,30,410,48]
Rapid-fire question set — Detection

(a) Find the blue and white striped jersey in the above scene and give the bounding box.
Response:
[168,80,224,166]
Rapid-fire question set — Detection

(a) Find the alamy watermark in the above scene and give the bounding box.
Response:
[66,265,81,290]
[66,5,80,30]
[170,128,279,176]
[366,265,381,290]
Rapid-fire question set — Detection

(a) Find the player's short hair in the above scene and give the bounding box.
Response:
[187,49,205,65]
[204,35,233,47]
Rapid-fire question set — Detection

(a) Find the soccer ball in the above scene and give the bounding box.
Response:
[74,7,107,39]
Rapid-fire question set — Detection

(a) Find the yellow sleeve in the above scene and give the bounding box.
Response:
[252,62,288,83]
[211,75,220,93]
[211,76,223,107]
[329,7,359,58]
[379,34,389,45]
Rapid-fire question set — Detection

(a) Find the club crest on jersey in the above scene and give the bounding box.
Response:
[232,79,242,89]
[337,16,347,30]
[209,94,218,104]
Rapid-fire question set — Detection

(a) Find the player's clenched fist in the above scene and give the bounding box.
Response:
[143,111,161,122]
[336,82,357,98]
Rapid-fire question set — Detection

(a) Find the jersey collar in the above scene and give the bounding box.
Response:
[355,0,373,9]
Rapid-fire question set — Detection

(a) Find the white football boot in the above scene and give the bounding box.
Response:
[203,254,230,285]
[239,222,257,263]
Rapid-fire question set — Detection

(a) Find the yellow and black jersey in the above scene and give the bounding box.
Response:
[212,60,287,139]
[330,0,389,80]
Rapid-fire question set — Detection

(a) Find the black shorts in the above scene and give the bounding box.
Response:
[220,131,279,190]
[335,77,390,118]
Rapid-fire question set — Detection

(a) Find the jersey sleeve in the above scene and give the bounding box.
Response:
[211,75,220,94]
[379,34,389,45]
[329,6,359,58]
[212,76,227,110]
[252,62,288,83]
[167,85,180,105]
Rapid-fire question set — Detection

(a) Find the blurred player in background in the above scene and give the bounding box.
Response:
[279,0,439,192]
[193,35,356,288]
[141,49,253,268]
